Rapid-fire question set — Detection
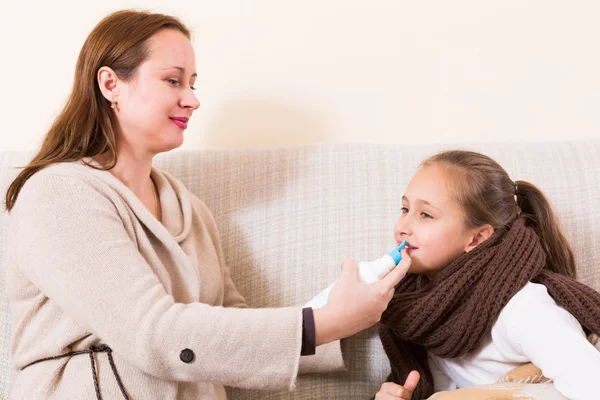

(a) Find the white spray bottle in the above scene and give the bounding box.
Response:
[304,240,407,309]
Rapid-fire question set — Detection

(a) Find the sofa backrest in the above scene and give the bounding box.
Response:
[1,140,599,399]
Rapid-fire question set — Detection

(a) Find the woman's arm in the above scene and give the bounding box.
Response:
[13,173,409,389]
[190,196,346,372]
[189,196,248,309]
[12,174,304,390]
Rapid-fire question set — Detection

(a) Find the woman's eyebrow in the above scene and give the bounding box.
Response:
[163,66,198,78]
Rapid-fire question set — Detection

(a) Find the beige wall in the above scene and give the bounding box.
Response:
[1,1,599,151]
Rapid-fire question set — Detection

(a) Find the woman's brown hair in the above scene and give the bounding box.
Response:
[422,150,576,278]
[5,10,190,211]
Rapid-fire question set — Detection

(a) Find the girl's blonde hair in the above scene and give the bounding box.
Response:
[422,150,576,278]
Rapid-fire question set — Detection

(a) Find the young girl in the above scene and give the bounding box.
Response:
[374,150,600,400]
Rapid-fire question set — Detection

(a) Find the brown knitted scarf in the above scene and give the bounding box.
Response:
[378,217,600,399]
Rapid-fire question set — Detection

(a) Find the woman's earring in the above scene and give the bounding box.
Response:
[110,98,117,109]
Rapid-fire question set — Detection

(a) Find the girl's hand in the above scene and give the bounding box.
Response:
[375,371,420,400]
[313,249,411,345]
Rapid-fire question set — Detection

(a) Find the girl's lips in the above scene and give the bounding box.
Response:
[399,242,418,254]
[397,240,418,250]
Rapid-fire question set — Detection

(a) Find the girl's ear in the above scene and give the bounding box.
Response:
[465,224,494,253]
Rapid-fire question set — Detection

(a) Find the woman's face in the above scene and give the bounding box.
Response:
[114,29,200,155]
[393,164,479,277]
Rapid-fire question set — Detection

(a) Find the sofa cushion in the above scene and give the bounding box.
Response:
[1,140,599,399]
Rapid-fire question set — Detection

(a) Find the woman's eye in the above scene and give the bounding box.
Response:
[421,212,433,219]
[190,85,197,91]
[400,207,409,214]
[167,79,179,86]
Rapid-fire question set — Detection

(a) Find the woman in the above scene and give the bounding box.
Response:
[4,9,410,400]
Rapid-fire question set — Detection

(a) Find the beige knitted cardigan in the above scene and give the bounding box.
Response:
[5,161,343,399]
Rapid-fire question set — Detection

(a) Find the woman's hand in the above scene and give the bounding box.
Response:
[375,371,420,400]
[313,249,411,345]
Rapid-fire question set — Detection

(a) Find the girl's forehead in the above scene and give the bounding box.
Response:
[409,165,450,192]
[405,166,458,208]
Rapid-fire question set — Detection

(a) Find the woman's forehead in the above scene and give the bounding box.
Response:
[145,30,195,68]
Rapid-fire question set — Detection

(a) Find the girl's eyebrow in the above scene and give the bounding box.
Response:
[402,195,441,211]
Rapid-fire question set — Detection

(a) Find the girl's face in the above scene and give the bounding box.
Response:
[394,164,486,277]
[113,29,200,155]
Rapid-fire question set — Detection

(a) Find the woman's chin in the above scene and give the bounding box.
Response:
[159,136,185,153]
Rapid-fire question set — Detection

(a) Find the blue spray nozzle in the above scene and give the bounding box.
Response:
[387,240,407,265]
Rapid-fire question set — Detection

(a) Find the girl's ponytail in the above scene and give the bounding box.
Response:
[515,180,576,278]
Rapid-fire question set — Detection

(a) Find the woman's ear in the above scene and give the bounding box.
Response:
[465,224,494,253]
[97,66,120,103]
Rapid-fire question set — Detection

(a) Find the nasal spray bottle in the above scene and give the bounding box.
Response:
[304,240,407,309]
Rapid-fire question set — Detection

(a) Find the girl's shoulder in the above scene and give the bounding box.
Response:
[497,282,579,330]
[493,282,585,354]
[504,282,554,310]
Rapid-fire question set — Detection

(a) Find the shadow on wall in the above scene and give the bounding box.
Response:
[203,97,330,148]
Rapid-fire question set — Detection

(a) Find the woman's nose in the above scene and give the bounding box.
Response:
[181,90,200,110]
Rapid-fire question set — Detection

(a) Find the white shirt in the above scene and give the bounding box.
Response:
[428,282,600,400]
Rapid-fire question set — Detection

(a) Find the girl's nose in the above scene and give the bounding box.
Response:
[394,218,412,238]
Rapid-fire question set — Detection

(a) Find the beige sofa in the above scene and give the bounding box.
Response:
[1,139,599,399]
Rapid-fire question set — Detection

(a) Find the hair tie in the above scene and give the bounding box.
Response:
[513,181,518,195]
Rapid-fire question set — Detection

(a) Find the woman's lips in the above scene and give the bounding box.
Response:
[170,117,189,129]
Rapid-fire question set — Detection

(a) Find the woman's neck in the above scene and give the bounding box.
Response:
[95,147,160,220]
[99,145,153,194]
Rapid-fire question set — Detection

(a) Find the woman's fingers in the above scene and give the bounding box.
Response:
[318,252,411,343]
[379,249,411,291]
[338,258,359,282]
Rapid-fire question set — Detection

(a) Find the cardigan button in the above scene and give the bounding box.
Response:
[180,348,195,363]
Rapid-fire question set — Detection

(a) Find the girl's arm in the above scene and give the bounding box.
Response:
[428,353,457,392]
[498,283,600,400]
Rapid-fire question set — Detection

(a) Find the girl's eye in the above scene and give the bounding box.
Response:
[421,212,433,219]
[400,207,409,214]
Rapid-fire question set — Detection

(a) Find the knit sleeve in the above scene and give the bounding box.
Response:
[189,196,248,309]
[11,174,305,390]
[499,283,600,400]
[187,193,345,371]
